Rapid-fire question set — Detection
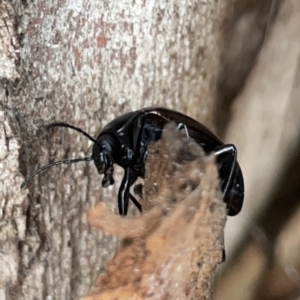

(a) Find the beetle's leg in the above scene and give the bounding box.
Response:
[118,168,131,215]
[118,168,138,215]
[129,193,142,212]
[214,144,237,200]
[176,123,190,138]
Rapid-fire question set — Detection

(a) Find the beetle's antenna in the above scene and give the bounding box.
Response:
[46,122,98,144]
[21,123,97,189]
[20,157,92,189]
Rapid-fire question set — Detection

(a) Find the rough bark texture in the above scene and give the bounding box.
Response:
[0,1,19,80]
[0,0,228,299]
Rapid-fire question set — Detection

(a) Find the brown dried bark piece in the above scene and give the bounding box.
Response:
[85,123,226,300]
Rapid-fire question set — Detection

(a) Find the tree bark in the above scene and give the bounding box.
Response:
[1,0,229,299]
[224,0,300,258]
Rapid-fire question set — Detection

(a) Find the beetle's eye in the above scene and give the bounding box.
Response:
[91,144,106,174]
[101,140,113,153]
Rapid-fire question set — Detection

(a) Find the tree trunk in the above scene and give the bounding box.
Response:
[0,0,229,299]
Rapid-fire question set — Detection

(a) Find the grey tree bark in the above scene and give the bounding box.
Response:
[0,0,229,299]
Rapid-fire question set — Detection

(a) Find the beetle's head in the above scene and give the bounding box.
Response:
[92,134,119,188]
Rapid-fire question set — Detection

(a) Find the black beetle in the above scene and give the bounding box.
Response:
[21,107,244,216]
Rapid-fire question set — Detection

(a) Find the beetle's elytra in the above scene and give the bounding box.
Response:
[21,107,244,216]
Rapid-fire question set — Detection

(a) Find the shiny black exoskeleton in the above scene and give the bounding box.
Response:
[21,107,244,216]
